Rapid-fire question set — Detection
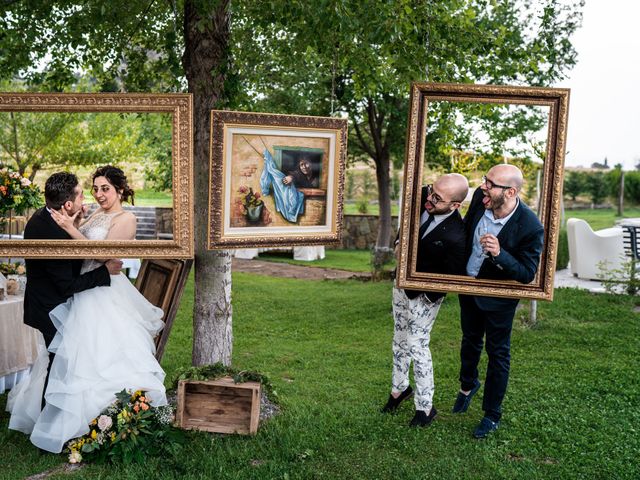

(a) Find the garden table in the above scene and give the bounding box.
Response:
[0,294,43,393]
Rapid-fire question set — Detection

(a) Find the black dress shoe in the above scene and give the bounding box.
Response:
[409,407,437,427]
[452,379,481,414]
[381,386,413,413]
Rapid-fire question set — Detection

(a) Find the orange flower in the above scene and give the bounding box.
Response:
[140,403,149,411]
[133,404,140,413]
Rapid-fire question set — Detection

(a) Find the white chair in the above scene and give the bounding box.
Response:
[293,246,325,261]
[567,218,626,280]
[233,248,260,259]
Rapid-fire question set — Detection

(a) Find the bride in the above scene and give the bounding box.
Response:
[8,165,167,453]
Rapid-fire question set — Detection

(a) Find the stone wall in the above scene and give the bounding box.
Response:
[339,214,398,249]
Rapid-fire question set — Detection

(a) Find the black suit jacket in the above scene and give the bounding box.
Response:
[23,207,111,344]
[405,186,467,302]
[461,188,544,311]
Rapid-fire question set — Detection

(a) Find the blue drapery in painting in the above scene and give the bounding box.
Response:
[260,149,305,223]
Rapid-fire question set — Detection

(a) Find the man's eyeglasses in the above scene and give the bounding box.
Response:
[482,176,512,191]
[426,184,456,206]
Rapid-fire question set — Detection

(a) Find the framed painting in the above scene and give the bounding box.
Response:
[208,110,347,249]
[0,92,193,259]
[395,82,570,301]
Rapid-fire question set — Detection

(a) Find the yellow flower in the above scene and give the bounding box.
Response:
[110,432,116,442]
[91,430,97,440]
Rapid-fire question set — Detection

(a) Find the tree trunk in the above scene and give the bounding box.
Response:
[618,170,625,216]
[183,0,233,366]
[372,150,394,273]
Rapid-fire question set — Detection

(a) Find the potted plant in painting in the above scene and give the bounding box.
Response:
[238,186,264,223]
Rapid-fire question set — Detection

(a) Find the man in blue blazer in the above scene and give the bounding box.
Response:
[453,164,543,438]
[382,173,468,427]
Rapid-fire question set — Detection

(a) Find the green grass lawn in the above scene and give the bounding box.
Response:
[1,273,638,479]
[82,189,173,208]
[563,207,640,231]
[343,202,401,216]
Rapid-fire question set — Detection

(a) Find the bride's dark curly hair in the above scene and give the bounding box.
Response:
[92,165,135,205]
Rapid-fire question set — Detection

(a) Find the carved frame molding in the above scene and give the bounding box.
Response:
[396,82,570,301]
[0,92,194,259]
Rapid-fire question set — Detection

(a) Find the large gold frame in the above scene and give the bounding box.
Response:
[0,92,193,258]
[396,82,570,301]
[208,110,347,249]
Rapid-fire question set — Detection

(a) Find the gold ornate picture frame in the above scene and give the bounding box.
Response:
[0,92,193,259]
[396,82,569,301]
[208,110,347,249]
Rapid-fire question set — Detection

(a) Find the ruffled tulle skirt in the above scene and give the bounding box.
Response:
[7,274,167,453]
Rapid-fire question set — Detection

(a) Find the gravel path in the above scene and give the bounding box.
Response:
[232,257,370,281]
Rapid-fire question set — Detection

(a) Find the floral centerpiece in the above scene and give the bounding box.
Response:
[65,389,182,465]
[0,262,25,276]
[0,167,43,233]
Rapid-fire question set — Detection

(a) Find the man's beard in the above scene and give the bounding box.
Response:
[485,191,505,211]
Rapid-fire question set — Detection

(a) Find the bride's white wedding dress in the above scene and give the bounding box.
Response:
[7,211,167,453]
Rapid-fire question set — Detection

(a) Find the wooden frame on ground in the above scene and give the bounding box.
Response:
[0,92,194,259]
[396,82,570,301]
[135,258,193,362]
[208,110,347,249]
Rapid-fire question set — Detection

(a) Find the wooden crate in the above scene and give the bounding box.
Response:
[176,377,261,435]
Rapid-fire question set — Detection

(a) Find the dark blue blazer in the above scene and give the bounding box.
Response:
[462,188,544,311]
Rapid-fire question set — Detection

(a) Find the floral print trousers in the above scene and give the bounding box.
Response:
[391,287,443,412]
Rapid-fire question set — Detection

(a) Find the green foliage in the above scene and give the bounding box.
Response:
[555,228,569,270]
[0,105,171,181]
[597,256,640,296]
[603,169,640,205]
[65,389,183,465]
[585,171,608,205]
[356,198,369,214]
[232,0,584,249]
[172,363,278,402]
[564,170,586,201]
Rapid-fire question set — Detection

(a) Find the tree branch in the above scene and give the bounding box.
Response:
[352,119,376,159]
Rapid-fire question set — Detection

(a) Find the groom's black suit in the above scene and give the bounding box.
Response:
[23,207,111,345]
[405,186,466,301]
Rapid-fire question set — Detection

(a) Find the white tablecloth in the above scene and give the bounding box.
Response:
[0,295,43,393]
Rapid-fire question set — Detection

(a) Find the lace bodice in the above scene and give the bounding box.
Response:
[79,211,118,273]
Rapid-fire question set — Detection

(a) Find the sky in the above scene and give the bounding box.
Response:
[558,0,640,170]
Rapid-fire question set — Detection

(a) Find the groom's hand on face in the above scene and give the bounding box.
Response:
[105,259,123,275]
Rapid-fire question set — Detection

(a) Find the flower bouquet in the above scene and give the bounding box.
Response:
[65,389,182,465]
[0,167,43,218]
[0,262,25,276]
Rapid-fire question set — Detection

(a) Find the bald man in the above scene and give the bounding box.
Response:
[453,164,543,438]
[382,173,469,427]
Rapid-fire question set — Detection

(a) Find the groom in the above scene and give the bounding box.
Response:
[23,172,122,406]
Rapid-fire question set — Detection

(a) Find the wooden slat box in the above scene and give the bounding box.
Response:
[176,377,261,435]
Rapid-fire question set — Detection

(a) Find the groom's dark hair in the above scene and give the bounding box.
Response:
[45,172,79,209]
